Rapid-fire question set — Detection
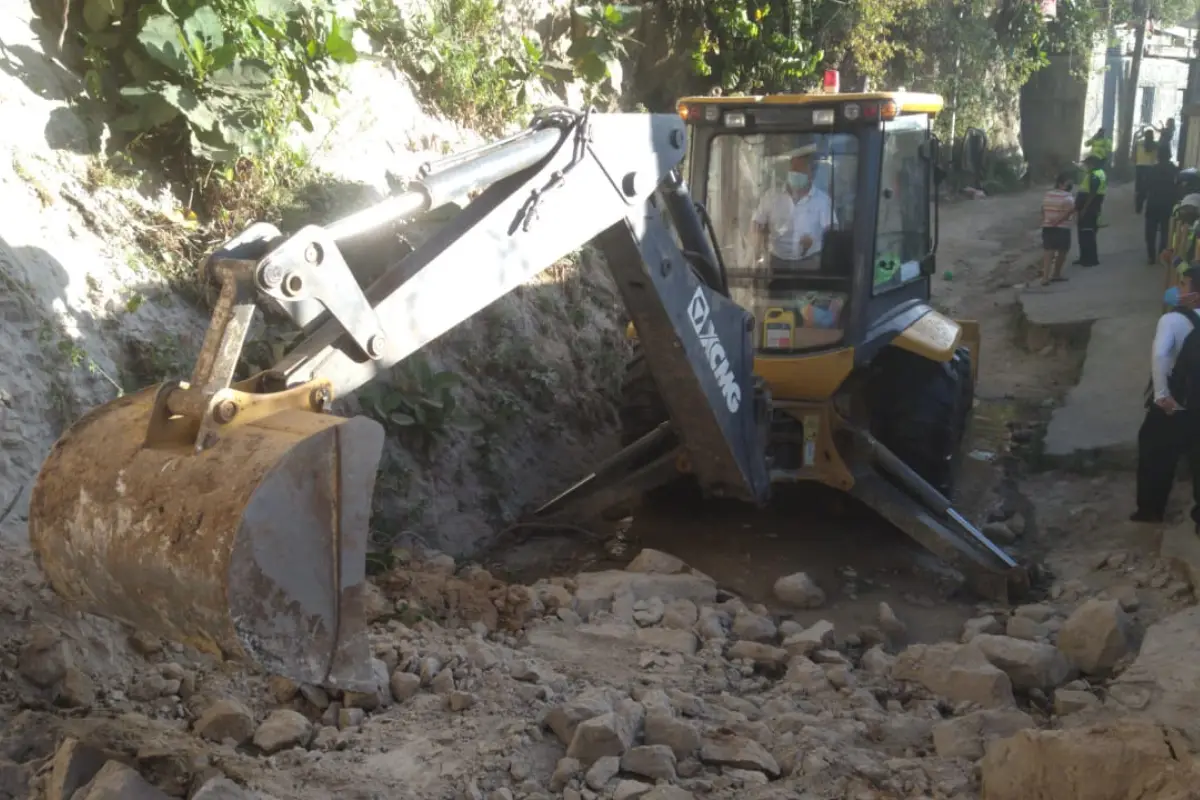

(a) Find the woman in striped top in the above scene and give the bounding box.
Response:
[1040,171,1076,286]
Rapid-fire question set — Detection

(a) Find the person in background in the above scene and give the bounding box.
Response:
[752,152,836,272]
[1039,171,1075,285]
[1145,156,1179,265]
[1158,117,1177,162]
[1132,266,1200,530]
[1166,171,1200,266]
[1086,127,1113,169]
[1074,154,1107,267]
[1135,128,1159,214]
[1169,196,1200,282]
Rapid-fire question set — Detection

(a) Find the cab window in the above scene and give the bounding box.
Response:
[873,115,931,295]
[703,131,858,352]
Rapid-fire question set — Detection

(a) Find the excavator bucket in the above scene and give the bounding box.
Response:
[28,384,386,692]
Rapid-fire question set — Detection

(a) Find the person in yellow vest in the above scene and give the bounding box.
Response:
[1073,154,1107,267]
[1135,129,1159,214]
[1171,196,1200,281]
[1166,172,1200,267]
[1086,127,1113,169]
[1163,197,1200,311]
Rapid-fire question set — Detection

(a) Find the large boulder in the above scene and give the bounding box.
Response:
[772,573,826,608]
[1108,606,1200,748]
[980,720,1200,800]
[1057,599,1135,675]
[933,709,1035,760]
[972,634,1072,691]
[892,642,1014,708]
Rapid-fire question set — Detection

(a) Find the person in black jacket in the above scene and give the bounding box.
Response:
[1135,129,1158,214]
[1145,157,1180,264]
[1133,266,1200,526]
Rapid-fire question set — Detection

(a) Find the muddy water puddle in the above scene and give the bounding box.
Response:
[485,400,1053,645]
[488,483,982,645]
[969,397,1054,470]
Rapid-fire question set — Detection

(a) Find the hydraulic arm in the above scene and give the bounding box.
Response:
[29,109,769,691]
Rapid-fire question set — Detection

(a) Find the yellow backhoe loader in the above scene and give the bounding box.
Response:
[29,92,1027,693]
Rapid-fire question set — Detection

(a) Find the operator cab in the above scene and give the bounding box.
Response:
[678,78,942,356]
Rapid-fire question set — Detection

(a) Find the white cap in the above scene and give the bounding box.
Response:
[1181,193,1200,210]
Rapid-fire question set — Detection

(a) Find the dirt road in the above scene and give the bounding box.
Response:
[489,186,1074,647]
[3,185,1198,800]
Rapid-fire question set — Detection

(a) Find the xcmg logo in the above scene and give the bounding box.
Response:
[687,287,742,413]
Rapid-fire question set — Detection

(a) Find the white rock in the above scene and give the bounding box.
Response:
[1057,599,1134,675]
[772,572,826,608]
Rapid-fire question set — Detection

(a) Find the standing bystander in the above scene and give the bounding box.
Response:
[1039,171,1076,285]
[1073,155,1107,267]
[1134,129,1159,214]
[1145,156,1179,265]
[1132,266,1200,529]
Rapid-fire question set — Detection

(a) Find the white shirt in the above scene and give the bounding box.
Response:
[753,187,836,260]
[1152,309,1196,401]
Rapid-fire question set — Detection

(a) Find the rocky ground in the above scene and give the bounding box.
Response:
[6,3,1200,799]
[3,529,1200,800]
[0,186,1198,800]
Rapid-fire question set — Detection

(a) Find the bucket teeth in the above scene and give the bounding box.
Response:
[29,385,385,692]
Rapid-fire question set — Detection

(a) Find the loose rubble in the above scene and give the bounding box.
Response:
[0,531,1196,800]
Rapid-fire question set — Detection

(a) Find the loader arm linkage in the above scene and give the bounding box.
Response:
[197,108,770,507]
[29,109,769,692]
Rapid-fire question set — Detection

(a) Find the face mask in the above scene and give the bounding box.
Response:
[1166,286,1182,306]
[787,171,810,191]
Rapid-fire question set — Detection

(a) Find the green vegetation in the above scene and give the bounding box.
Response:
[70,0,1199,187]
[358,356,484,453]
[683,1,824,94]
[357,0,638,134]
[77,0,640,166]
[674,0,1195,142]
[79,0,356,164]
[121,332,191,389]
[356,0,539,135]
[70,0,642,281]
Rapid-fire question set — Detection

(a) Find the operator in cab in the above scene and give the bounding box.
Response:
[752,150,836,273]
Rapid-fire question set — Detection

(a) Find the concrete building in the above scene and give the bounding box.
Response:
[1080,20,1196,164]
[1183,55,1200,167]
[1021,16,1198,177]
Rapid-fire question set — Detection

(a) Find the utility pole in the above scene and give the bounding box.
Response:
[1114,5,1148,180]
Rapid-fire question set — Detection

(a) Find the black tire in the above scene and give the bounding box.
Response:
[869,345,974,499]
[617,344,698,505]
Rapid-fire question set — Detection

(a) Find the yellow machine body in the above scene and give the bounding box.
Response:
[628,308,981,488]
[628,87,982,492]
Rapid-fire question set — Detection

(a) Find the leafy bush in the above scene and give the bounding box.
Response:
[358,0,640,131]
[357,0,533,134]
[567,3,641,99]
[358,356,483,453]
[689,2,823,94]
[78,0,358,162]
